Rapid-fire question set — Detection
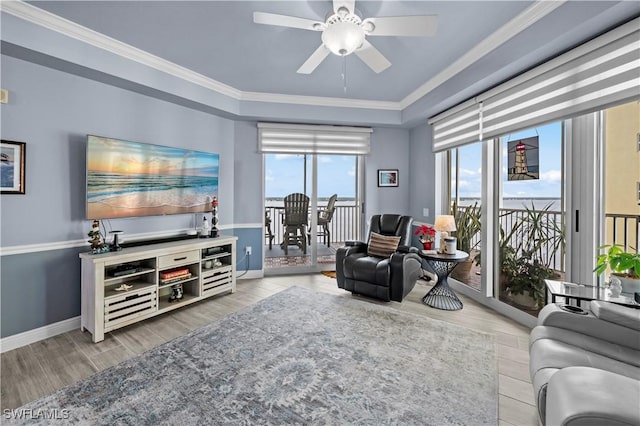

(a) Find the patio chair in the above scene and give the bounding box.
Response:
[265,209,274,250]
[311,194,337,247]
[280,193,309,255]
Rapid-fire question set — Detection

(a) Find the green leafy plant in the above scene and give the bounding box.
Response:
[594,244,640,278]
[453,202,481,253]
[499,202,565,309]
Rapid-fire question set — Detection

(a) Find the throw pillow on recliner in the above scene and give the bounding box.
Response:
[367,232,401,257]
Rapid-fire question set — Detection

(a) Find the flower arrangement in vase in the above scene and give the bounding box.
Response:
[414,224,436,250]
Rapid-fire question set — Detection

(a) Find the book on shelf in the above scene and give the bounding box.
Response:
[160,268,190,281]
[160,273,192,285]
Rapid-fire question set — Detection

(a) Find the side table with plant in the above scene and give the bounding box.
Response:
[594,244,640,294]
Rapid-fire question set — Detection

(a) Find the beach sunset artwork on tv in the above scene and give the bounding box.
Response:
[86,136,219,219]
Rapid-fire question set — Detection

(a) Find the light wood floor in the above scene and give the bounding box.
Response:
[1,275,539,425]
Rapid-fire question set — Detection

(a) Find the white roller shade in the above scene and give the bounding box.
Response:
[258,123,372,155]
[430,102,482,153]
[429,17,640,153]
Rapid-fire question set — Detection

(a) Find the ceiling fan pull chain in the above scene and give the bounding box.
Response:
[342,56,347,93]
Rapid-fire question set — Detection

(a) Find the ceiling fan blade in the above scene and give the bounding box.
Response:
[364,15,438,37]
[355,40,391,74]
[297,45,331,74]
[253,12,323,31]
[333,0,356,15]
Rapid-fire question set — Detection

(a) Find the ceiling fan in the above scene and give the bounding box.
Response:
[253,0,437,74]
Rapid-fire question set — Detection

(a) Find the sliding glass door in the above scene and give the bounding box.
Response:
[264,153,362,274]
[495,123,565,314]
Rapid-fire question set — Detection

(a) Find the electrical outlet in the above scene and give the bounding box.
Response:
[245,246,252,255]
[423,208,429,217]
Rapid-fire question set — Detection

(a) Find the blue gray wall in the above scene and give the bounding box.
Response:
[408,123,436,224]
[0,55,259,337]
[0,55,418,339]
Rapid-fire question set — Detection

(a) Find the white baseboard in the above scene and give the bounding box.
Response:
[0,316,80,353]
[237,270,264,280]
[1,270,262,352]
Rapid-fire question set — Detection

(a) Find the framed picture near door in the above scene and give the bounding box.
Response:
[378,169,398,187]
[1,140,26,194]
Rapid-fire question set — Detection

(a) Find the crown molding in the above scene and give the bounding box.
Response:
[400,0,566,109]
[2,0,566,115]
[1,0,401,112]
[0,0,242,99]
[241,91,400,111]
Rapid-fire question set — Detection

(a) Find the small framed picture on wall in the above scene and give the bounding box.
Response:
[1,140,26,194]
[378,169,398,187]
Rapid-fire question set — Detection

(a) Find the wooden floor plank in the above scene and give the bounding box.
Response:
[499,394,540,426]
[28,333,97,390]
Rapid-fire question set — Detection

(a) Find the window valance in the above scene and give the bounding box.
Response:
[429,17,640,153]
[258,123,372,155]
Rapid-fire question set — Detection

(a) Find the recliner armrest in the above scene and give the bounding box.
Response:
[397,245,420,254]
[546,367,640,426]
[591,301,640,331]
[536,303,640,350]
[345,240,366,248]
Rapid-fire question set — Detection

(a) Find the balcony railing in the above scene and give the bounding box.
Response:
[605,213,640,253]
[453,204,639,274]
[265,202,639,267]
[265,203,360,248]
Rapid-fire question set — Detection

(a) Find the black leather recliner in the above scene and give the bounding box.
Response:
[336,214,422,302]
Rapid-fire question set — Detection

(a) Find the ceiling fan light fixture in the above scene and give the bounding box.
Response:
[337,6,350,18]
[362,20,375,33]
[322,21,365,56]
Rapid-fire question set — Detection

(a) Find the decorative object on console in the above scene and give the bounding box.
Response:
[168,283,184,302]
[434,215,456,254]
[609,276,622,297]
[1,139,26,194]
[114,284,133,292]
[414,224,436,250]
[210,196,219,237]
[109,230,123,252]
[87,220,109,254]
[200,215,210,238]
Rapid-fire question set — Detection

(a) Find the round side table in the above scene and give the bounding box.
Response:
[419,250,469,311]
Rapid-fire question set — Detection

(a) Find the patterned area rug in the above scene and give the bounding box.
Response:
[9,287,498,425]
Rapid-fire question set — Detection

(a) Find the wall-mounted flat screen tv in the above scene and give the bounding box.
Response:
[86,135,219,219]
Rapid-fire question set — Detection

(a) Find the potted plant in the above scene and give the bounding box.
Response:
[500,203,564,309]
[414,224,436,250]
[594,244,640,294]
[450,202,481,281]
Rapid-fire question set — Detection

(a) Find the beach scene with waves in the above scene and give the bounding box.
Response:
[86,136,218,219]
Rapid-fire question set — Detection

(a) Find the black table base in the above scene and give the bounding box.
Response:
[422,279,463,310]
[420,252,466,311]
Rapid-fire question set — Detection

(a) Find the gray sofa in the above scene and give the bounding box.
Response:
[529,301,640,425]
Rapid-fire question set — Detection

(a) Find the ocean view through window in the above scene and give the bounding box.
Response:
[264,153,360,271]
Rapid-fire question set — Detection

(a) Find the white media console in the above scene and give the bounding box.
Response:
[79,236,237,342]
